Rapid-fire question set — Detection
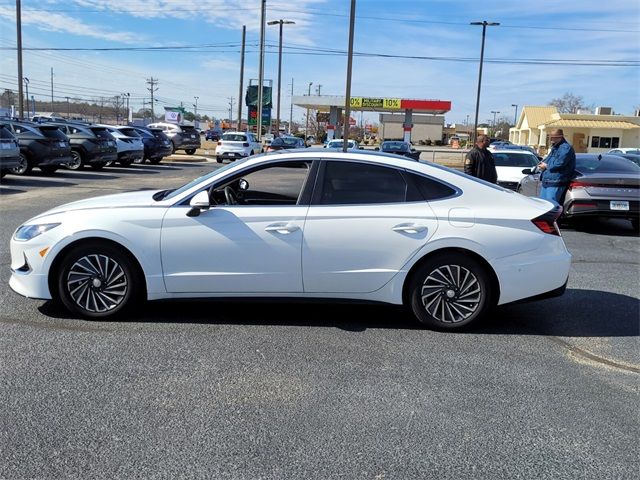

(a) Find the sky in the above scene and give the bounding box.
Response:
[0,0,639,126]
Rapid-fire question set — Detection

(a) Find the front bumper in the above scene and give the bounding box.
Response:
[0,154,21,170]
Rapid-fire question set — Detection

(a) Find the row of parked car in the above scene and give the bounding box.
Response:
[0,119,202,178]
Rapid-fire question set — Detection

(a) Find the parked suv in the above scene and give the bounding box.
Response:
[0,124,21,178]
[96,125,144,166]
[215,131,262,162]
[130,126,173,164]
[0,120,72,175]
[147,122,201,154]
[48,122,117,170]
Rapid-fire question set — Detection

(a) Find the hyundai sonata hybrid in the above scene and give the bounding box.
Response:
[9,150,571,330]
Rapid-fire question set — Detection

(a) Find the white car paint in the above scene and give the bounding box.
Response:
[489,149,540,189]
[215,131,262,160]
[9,150,571,328]
[96,124,144,161]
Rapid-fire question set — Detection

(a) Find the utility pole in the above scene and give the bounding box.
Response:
[228,97,235,124]
[256,0,266,140]
[289,78,294,134]
[343,0,356,152]
[146,77,158,119]
[237,25,246,131]
[16,0,24,119]
[123,93,130,123]
[268,19,295,136]
[50,67,54,112]
[305,82,312,144]
[316,84,322,96]
[470,20,500,143]
[193,96,199,126]
[511,103,518,126]
[491,110,500,135]
[66,96,70,118]
[99,97,104,123]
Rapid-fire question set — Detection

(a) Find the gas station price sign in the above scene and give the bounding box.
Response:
[350,97,401,109]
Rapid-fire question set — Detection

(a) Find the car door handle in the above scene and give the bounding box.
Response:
[392,223,427,234]
[265,223,300,234]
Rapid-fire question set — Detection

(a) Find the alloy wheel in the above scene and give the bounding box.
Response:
[420,264,482,324]
[65,254,128,313]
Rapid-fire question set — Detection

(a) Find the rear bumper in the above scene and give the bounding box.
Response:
[39,155,73,167]
[216,150,251,159]
[564,199,639,219]
[118,150,144,162]
[0,154,21,169]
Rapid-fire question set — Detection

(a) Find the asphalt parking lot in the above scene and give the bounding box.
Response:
[0,158,638,479]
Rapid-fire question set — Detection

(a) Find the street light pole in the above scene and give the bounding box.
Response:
[470,20,499,143]
[193,96,199,126]
[256,0,266,141]
[23,77,29,118]
[491,110,500,136]
[16,0,24,119]
[268,19,295,136]
[511,103,518,125]
[305,82,312,145]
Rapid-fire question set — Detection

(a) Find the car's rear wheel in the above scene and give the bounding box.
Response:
[119,159,133,167]
[11,153,31,175]
[0,169,6,178]
[90,162,106,170]
[408,253,492,330]
[149,157,162,164]
[66,150,83,170]
[631,218,639,233]
[184,148,196,155]
[56,242,141,318]
[216,157,222,163]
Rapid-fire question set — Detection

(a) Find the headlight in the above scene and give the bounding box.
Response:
[14,223,61,241]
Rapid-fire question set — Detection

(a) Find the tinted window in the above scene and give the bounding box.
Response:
[119,128,140,137]
[223,133,247,142]
[319,161,407,205]
[407,173,457,200]
[38,127,67,140]
[90,128,111,139]
[492,152,539,167]
[576,155,640,174]
[11,124,43,135]
[381,141,408,151]
[0,126,16,139]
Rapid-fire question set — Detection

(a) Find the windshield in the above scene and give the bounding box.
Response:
[493,152,539,167]
[161,158,250,201]
[381,141,408,150]
[576,155,640,174]
[222,133,247,142]
[273,137,301,146]
[327,140,355,148]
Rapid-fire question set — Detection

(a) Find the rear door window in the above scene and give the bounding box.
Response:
[38,127,67,140]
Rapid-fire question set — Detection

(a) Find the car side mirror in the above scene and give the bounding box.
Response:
[238,178,249,191]
[187,190,211,217]
[521,168,533,175]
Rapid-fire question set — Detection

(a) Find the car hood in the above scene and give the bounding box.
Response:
[33,190,162,219]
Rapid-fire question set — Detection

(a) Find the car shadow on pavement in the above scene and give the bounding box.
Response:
[37,288,638,336]
[0,178,77,188]
[561,218,638,237]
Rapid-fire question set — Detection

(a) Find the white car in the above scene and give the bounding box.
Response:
[215,131,262,163]
[325,139,360,150]
[608,148,640,155]
[96,125,144,166]
[9,150,571,330]
[489,149,541,191]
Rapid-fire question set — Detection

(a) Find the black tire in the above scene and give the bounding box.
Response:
[66,150,84,170]
[119,159,133,167]
[0,169,6,178]
[216,157,222,163]
[11,153,32,175]
[149,157,162,164]
[184,148,196,155]
[171,142,177,154]
[408,253,492,330]
[631,218,639,233]
[55,241,142,318]
[90,162,106,170]
[40,165,58,174]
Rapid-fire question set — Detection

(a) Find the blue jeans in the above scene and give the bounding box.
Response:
[540,185,566,204]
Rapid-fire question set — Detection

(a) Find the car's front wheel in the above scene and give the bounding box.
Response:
[55,242,141,318]
[66,150,83,170]
[11,153,31,175]
[408,253,492,330]
[184,148,196,155]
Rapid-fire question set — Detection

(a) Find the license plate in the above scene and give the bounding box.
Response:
[59,142,66,147]
[610,201,629,211]
[191,135,196,139]
[228,153,236,157]
[0,143,11,150]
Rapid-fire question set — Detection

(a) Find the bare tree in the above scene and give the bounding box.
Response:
[549,92,591,113]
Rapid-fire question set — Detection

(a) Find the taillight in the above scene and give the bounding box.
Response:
[243,142,249,147]
[217,141,222,146]
[531,205,563,236]
[569,180,593,189]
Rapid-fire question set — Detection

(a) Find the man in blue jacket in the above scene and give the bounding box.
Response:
[539,128,576,203]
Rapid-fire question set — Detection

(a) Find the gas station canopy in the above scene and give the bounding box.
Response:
[292,95,451,114]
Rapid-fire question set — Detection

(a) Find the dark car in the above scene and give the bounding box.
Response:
[130,126,173,164]
[204,129,221,141]
[518,154,640,230]
[266,136,306,151]
[0,124,21,178]
[377,141,421,160]
[0,120,72,175]
[146,122,201,154]
[47,122,117,170]
[610,153,640,167]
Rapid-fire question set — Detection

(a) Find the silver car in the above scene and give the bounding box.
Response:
[0,124,20,178]
[518,153,640,230]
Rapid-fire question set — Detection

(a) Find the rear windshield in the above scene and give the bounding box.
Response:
[576,155,640,174]
[492,152,539,167]
[67,125,93,135]
[222,133,247,142]
[38,127,67,140]
[135,128,154,138]
[0,126,16,139]
[119,128,140,137]
[327,140,355,148]
[180,126,197,132]
[272,137,301,146]
[381,142,408,150]
[90,127,112,139]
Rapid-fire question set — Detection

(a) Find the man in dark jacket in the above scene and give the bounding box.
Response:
[539,128,576,203]
[464,135,497,183]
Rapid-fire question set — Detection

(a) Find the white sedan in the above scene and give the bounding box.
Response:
[9,150,571,330]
